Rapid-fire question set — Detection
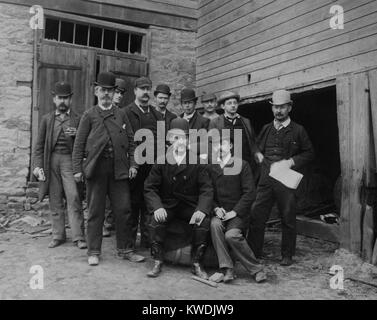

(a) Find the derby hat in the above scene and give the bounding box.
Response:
[135,77,152,88]
[270,89,292,106]
[217,91,240,105]
[115,78,127,93]
[201,92,217,103]
[94,72,116,89]
[51,81,73,97]
[180,88,197,102]
[154,84,171,96]
[167,117,190,138]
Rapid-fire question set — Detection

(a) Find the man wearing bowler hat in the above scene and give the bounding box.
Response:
[154,83,177,130]
[33,81,86,249]
[102,77,128,237]
[180,88,209,130]
[125,77,163,253]
[201,92,219,121]
[248,89,315,266]
[144,117,213,278]
[72,72,139,266]
[209,91,261,177]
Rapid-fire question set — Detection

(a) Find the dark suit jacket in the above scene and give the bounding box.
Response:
[33,109,81,200]
[125,102,163,133]
[72,105,137,180]
[144,151,213,216]
[209,159,256,229]
[161,108,177,131]
[257,120,315,171]
[180,111,209,130]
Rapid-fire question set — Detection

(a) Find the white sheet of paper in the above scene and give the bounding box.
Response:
[269,166,303,189]
[189,214,205,226]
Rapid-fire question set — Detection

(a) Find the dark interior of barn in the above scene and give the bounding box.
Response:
[238,86,341,221]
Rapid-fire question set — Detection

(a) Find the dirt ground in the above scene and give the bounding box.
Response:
[1,223,377,300]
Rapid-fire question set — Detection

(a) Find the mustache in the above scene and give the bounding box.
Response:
[142,94,149,98]
[58,103,68,109]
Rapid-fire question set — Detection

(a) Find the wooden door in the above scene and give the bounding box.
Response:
[37,43,96,121]
[99,54,148,107]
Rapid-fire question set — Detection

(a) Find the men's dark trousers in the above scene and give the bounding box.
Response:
[248,171,297,259]
[149,204,210,260]
[86,157,133,256]
[129,164,152,248]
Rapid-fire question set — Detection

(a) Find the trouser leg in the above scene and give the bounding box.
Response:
[59,154,85,242]
[210,217,234,269]
[48,153,66,241]
[225,228,263,275]
[108,177,132,253]
[248,176,275,258]
[274,181,297,258]
[86,158,109,256]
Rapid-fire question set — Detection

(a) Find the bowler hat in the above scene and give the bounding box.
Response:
[217,91,240,105]
[135,77,152,88]
[51,81,73,97]
[270,89,292,106]
[94,72,116,88]
[154,84,171,96]
[201,92,217,103]
[168,117,189,137]
[180,88,197,103]
[115,78,127,93]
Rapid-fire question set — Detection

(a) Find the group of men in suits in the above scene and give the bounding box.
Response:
[32,70,314,283]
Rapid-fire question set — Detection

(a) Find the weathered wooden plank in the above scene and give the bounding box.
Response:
[197,49,377,99]
[197,0,320,55]
[197,16,377,87]
[84,0,198,18]
[198,0,231,17]
[369,69,377,172]
[2,0,197,31]
[336,75,351,251]
[296,216,340,243]
[198,32,377,93]
[362,205,374,262]
[197,0,376,78]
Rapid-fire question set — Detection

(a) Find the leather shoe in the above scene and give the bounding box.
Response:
[88,255,99,266]
[123,252,145,263]
[192,262,208,280]
[147,260,163,278]
[48,239,65,248]
[76,240,87,249]
[223,268,235,283]
[280,257,294,266]
[255,270,267,283]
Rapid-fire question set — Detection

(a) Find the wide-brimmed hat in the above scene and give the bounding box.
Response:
[167,117,189,138]
[217,91,240,105]
[154,84,171,96]
[135,77,152,88]
[94,72,116,89]
[201,92,217,103]
[115,78,127,93]
[51,81,73,97]
[180,88,198,103]
[270,89,292,106]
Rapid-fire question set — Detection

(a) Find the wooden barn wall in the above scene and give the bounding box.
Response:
[197,0,377,98]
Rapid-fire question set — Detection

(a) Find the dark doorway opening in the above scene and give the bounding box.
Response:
[239,86,341,220]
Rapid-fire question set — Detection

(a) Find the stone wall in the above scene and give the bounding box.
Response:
[0,3,33,212]
[149,26,197,115]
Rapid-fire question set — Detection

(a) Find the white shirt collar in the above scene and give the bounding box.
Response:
[183,111,195,121]
[135,100,150,113]
[274,117,291,130]
[217,153,232,169]
[173,150,186,166]
[98,104,113,111]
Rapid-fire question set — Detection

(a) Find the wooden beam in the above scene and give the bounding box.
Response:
[296,216,340,243]
[2,0,197,31]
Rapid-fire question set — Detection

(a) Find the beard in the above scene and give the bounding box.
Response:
[58,103,68,112]
[100,96,112,108]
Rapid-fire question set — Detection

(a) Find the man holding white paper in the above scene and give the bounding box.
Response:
[248,89,315,266]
